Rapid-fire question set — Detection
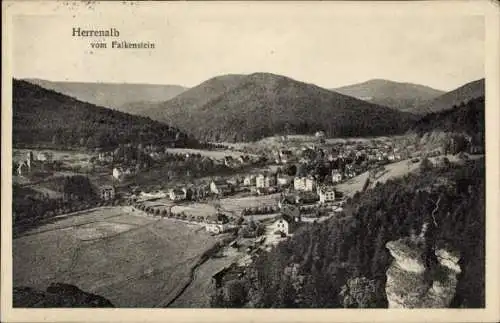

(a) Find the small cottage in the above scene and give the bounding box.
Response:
[272,216,290,236]
[99,185,116,201]
[210,180,232,196]
[169,188,187,201]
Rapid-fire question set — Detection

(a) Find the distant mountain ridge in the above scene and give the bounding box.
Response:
[24,78,188,114]
[333,79,445,114]
[13,79,195,149]
[138,72,417,142]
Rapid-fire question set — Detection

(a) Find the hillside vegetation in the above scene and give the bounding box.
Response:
[25,79,187,114]
[212,159,485,308]
[413,96,484,137]
[13,79,196,149]
[418,79,485,114]
[140,73,417,142]
[333,79,444,114]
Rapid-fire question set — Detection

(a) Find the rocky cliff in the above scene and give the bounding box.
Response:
[385,236,461,308]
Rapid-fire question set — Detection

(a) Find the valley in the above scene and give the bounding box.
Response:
[11,74,486,309]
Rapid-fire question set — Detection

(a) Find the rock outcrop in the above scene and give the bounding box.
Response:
[385,236,461,308]
[13,283,114,308]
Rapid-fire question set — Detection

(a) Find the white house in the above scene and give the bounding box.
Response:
[205,213,233,234]
[169,188,187,201]
[256,173,276,188]
[243,175,256,186]
[37,152,53,162]
[317,185,336,203]
[277,174,292,186]
[294,176,316,191]
[210,180,232,196]
[332,170,343,183]
[272,216,290,236]
[113,167,123,180]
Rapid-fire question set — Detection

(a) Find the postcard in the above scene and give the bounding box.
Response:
[1,1,499,322]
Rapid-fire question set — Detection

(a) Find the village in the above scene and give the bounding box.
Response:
[13,131,479,305]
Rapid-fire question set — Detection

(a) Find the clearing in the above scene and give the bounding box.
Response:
[13,206,219,307]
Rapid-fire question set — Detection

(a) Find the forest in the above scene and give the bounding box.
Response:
[211,158,485,308]
[412,96,485,141]
[12,79,199,149]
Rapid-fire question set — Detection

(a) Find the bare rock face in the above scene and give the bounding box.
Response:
[385,237,460,308]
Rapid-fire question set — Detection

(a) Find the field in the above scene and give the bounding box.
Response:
[219,193,281,216]
[13,206,219,307]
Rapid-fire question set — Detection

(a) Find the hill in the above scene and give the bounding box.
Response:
[140,73,417,142]
[412,96,485,137]
[122,74,246,118]
[13,79,196,149]
[419,79,485,114]
[24,78,187,114]
[333,79,445,114]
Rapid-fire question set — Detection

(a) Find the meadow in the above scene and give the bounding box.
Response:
[13,206,219,307]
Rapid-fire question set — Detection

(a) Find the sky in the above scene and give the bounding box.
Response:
[11,3,485,91]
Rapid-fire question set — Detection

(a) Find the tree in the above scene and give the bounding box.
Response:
[419,157,433,173]
[339,277,378,308]
[223,279,248,307]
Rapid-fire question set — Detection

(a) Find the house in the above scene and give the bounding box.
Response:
[210,180,232,196]
[256,173,276,188]
[277,174,292,186]
[205,213,233,234]
[293,176,316,191]
[317,185,336,203]
[243,175,256,186]
[331,169,343,183]
[37,152,53,162]
[169,188,187,201]
[98,152,113,163]
[190,185,209,200]
[99,185,116,201]
[112,167,123,180]
[281,203,301,223]
[272,216,290,236]
[278,150,293,164]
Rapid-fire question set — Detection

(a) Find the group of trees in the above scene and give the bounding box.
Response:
[241,206,278,216]
[211,158,485,308]
[413,97,485,139]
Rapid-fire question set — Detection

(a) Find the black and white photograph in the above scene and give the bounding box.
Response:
[1,1,499,322]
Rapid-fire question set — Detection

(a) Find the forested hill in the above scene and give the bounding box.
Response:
[25,78,188,114]
[12,79,197,149]
[140,73,418,142]
[419,79,485,114]
[412,96,484,137]
[213,159,485,308]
